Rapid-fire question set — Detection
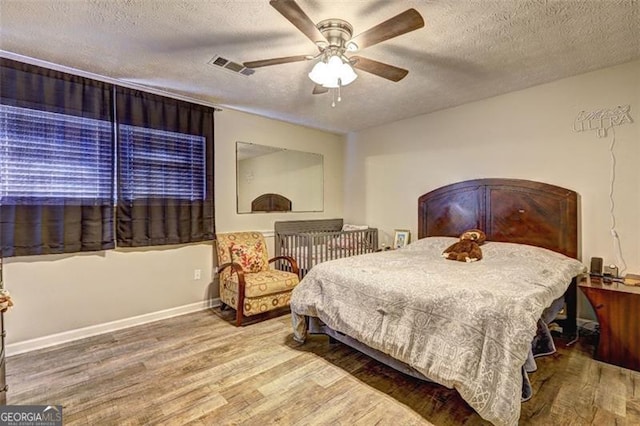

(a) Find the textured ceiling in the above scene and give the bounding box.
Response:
[1,0,639,134]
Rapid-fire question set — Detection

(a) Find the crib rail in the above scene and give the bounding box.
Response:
[275,227,378,279]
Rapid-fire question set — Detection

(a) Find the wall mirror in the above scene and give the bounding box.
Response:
[236,142,324,213]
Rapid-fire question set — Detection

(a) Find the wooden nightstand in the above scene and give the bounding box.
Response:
[579,274,640,371]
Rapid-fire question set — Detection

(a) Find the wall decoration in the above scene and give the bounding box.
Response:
[573,104,633,138]
[573,104,632,275]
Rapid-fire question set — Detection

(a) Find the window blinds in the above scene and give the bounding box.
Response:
[0,105,113,203]
[118,124,205,202]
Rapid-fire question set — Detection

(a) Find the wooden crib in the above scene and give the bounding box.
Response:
[274,219,378,279]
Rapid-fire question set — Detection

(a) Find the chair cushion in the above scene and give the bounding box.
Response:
[223,269,299,298]
[229,240,268,273]
[219,285,294,317]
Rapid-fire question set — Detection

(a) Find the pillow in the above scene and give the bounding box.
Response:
[230,241,267,273]
[342,224,369,231]
[403,236,457,252]
[406,237,587,281]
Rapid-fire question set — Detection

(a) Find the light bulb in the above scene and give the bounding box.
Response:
[339,63,358,86]
[327,55,343,75]
[308,61,327,85]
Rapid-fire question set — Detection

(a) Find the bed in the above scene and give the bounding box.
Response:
[290,178,586,426]
[274,219,379,278]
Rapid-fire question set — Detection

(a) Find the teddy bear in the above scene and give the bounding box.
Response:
[442,229,487,262]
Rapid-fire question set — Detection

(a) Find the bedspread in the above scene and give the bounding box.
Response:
[290,237,586,426]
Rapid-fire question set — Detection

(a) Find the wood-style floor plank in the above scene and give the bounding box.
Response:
[6,310,640,425]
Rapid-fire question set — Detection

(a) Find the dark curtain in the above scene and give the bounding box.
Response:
[115,87,215,247]
[0,59,115,257]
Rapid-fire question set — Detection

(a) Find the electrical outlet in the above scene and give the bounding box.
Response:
[193,269,201,280]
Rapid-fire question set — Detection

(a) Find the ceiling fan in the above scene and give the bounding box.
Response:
[244,0,425,105]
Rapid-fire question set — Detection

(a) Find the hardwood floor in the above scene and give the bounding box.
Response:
[6,310,640,425]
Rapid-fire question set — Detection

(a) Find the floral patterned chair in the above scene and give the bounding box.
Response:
[216,231,299,326]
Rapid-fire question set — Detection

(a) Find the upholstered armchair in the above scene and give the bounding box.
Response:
[216,231,299,326]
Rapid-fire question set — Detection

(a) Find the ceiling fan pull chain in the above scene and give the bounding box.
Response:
[337,80,342,103]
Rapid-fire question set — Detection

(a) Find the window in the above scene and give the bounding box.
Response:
[118,124,205,202]
[115,87,215,247]
[1,58,215,257]
[0,105,113,203]
[1,58,115,257]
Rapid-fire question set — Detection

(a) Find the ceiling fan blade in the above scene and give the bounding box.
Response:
[244,55,310,69]
[312,85,329,95]
[350,56,409,82]
[349,9,424,50]
[269,0,328,46]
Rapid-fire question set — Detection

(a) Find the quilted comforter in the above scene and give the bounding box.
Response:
[290,237,586,426]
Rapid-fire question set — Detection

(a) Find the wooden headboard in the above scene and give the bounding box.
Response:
[418,179,579,259]
[251,193,292,212]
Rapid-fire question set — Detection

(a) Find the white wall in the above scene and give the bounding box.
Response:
[3,243,214,347]
[3,108,344,348]
[344,60,640,315]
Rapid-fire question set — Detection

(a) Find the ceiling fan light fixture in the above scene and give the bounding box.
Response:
[308,54,358,88]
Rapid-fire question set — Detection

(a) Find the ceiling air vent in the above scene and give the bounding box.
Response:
[208,55,255,77]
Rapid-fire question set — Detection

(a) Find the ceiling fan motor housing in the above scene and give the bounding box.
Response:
[316,19,354,52]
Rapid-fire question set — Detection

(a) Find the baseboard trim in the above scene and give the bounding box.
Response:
[6,298,221,357]
[7,305,595,357]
